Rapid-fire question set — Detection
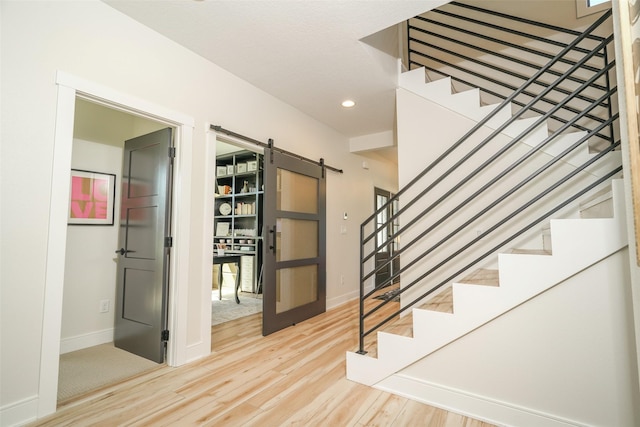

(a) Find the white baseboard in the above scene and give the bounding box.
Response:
[326,289,360,310]
[59,328,113,354]
[183,340,210,366]
[376,374,580,427]
[0,395,38,427]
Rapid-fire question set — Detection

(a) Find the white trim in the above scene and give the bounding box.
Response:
[0,395,39,427]
[611,0,640,402]
[576,0,611,18]
[39,71,198,420]
[199,125,219,356]
[38,84,76,417]
[214,131,266,155]
[59,328,114,354]
[377,375,580,427]
[167,122,210,366]
[166,123,199,367]
[56,71,194,128]
[326,289,360,310]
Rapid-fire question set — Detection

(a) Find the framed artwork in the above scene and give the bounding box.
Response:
[68,169,116,225]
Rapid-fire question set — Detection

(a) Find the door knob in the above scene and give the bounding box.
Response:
[115,248,129,255]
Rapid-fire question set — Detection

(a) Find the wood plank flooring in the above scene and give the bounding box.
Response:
[31,300,495,426]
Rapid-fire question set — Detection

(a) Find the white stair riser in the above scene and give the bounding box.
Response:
[349,68,625,389]
[347,179,626,387]
[398,67,616,177]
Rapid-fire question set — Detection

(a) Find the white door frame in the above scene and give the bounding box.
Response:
[38,71,195,417]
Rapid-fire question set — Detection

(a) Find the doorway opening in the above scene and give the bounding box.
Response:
[208,127,330,337]
[41,73,198,419]
[57,98,171,403]
[211,138,264,327]
[374,187,400,288]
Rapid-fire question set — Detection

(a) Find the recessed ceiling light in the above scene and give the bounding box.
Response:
[341,100,356,108]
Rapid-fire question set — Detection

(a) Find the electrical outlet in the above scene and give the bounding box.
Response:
[340,275,344,286]
[99,299,110,313]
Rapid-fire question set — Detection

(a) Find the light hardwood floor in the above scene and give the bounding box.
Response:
[31,300,495,426]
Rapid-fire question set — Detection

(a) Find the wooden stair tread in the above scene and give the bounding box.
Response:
[457,268,499,286]
[419,268,500,314]
[509,248,552,255]
[420,288,454,313]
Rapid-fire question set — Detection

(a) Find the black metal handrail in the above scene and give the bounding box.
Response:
[357,5,618,354]
[361,7,614,232]
[362,11,614,258]
[411,50,614,144]
[362,111,619,327]
[407,1,614,146]
[365,162,622,337]
[444,1,605,42]
[409,27,608,93]
[363,88,617,291]
[412,15,604,71]
[362,36,615,269]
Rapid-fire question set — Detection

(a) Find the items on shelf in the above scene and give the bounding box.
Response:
[215,222,230,237]
[234,228,257,237]
[215,242,227,256]
[214,150,262,293]
[235,202,256,215]
[217,185,232,195]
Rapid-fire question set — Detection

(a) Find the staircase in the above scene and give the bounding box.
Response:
[347,182,626,385]
[346,70,626,386]
[398,68,622,179]
[346,4,627,420]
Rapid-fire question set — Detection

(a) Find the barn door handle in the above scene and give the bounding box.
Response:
[268,225,277,255]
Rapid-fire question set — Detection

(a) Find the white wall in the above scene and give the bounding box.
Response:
[61,139,123,353]
[0,1,398,424]
[393,249,640,426]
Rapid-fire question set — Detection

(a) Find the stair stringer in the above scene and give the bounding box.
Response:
[346,179,627,387]
[398,67,622,177]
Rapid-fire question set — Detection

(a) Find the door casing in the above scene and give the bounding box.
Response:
[40,72,197,418]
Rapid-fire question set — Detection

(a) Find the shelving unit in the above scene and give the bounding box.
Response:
[214,150,263,293]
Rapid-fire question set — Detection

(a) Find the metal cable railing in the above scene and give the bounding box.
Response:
[358,6,618,354]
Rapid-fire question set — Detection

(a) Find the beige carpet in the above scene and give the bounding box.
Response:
[58,343,160,403]
[57,287,260,402]
[211,287,262,326]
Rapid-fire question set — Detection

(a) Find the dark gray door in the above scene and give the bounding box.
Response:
[374,187,399,288]
[114,128,173,363]
[262,150,326,336]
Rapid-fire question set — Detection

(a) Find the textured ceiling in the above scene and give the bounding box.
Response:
[103,0,446,139]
